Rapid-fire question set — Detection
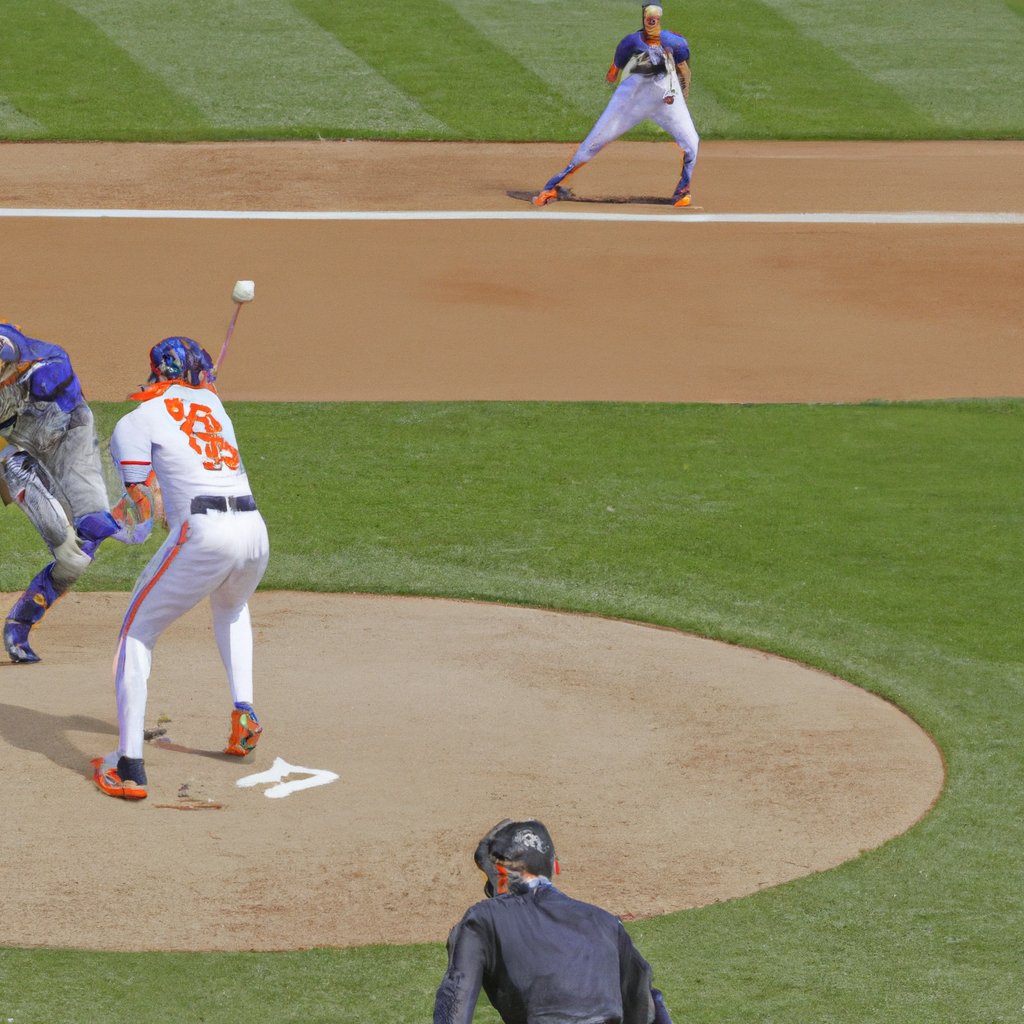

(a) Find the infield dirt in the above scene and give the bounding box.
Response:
[2,140,1023,404]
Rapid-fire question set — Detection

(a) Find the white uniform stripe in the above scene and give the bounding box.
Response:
[1,208,1023,225]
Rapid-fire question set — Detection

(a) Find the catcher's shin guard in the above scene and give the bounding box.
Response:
[224,702,261,756]
[4,562,64,663]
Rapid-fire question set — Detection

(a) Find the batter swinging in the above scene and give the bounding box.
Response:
[533,4,698,208]
[93,337,269,800]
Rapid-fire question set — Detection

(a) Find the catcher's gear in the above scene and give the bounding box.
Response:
[3,449,73,549]
[475,819,558,897]
[148,337,217,387]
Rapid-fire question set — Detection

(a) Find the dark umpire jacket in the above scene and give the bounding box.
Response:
[434,882,656,1024]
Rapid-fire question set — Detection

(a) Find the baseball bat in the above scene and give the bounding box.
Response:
[215,280,254,372]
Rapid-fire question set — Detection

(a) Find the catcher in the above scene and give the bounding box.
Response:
[0,321,146,663]
[435,819,673,1024]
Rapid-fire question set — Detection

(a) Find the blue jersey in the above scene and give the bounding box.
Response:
[0,324,83,414]
[613,29,689,71]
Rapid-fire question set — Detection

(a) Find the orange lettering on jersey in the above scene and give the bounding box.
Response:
[163,398,240,471]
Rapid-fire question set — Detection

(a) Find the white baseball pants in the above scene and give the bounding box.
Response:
[115,508,270,759]
[542,74,699,193]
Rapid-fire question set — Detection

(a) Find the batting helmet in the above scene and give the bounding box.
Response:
[148,336,216,386]
[0,321,26,365]
[475,819,558,897]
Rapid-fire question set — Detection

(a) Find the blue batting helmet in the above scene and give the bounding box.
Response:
[148,336,216,386]
[0,321,27,364]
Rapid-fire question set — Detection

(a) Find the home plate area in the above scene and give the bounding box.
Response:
[0,590,942,952]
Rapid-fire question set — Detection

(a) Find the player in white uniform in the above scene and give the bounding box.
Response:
[532,4,698,208]
[92,337,270,800]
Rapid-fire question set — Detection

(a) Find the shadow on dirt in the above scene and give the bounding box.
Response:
[0,702,117,778]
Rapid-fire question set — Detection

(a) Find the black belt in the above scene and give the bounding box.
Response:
[190,494,257,515]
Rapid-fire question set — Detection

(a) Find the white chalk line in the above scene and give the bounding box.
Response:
[1,208,1023,225]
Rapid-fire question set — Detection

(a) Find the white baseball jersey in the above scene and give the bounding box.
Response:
[110,382,253,530]
[109,381,269,761]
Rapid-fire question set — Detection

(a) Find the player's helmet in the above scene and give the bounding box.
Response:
[475,819,557,897]
[0,321,26,379]
[148,336,216,386]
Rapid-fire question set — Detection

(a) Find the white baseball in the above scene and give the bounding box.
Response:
[232,280,255,303]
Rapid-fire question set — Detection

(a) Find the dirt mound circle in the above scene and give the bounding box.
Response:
[0,591,942,952]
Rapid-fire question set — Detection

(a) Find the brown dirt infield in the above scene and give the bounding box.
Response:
[1,139,1000,951]
[0,591,942,952]
[1,140,1022,404]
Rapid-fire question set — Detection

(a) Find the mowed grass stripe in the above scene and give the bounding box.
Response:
[1005,0,1024,16]
[760,0,1024,135]
[682,0,937,138]
[0,0,208,140]
[444,0,746,141]
[292,0,593,140]
[0,98,46,138]
[65,0,447,135]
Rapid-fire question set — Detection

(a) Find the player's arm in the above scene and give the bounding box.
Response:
[109,416,159,544]
[677,59,691,98]
[609,34,638,83]
[434,920,487,1024]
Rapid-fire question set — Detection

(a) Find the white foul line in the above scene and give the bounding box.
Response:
[0,207,1023,225]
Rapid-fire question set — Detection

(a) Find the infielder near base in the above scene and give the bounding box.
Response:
[93,337,269,800]
[533,3,698,208]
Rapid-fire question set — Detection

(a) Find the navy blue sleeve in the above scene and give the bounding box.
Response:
[662,31,690,64]
[27,356,82,413]
[617,922,655,1024]
[614,32,642,69]
[434,918,488,1024]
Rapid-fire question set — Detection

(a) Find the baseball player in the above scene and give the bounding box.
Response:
[435,819,674,1024]
[92,337,269,800]
[533,4,698,208]
[0,321,140,664]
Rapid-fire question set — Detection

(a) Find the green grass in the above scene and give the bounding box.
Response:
[1,0,1021,140]
[3,399,1023,1021]
[0,0,208,140]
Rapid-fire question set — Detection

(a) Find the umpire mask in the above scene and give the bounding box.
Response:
[475,819,559,897]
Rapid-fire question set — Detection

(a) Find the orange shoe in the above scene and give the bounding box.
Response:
[673,189,691,207]
[224,703,262,756]
[532,188,560,207]
[92,753,148,799]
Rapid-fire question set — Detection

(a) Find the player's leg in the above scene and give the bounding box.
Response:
[208,513,270,755]
[650,98,699,205]
[97,519,230,797]
[1,448,95,662]
[3,407,118,662]
[534,77,662,205]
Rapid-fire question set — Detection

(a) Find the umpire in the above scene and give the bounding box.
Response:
[434,819,672,1024]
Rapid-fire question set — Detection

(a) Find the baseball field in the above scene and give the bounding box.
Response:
[2,2,1024,1022]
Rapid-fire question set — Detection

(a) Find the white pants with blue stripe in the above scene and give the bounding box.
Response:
[543,74,699,193]
[115,509,269,759]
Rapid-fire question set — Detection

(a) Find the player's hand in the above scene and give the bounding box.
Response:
[113,519,154,545]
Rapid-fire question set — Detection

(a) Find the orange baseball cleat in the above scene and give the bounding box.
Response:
[92,753,148,799]
[224,703,262,756]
